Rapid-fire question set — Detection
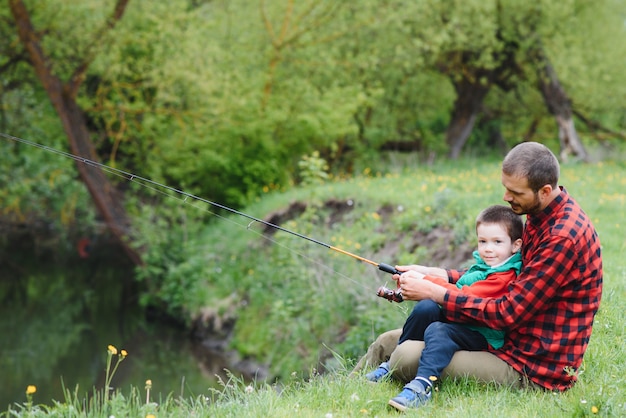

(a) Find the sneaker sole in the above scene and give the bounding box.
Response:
[388,399,408,412]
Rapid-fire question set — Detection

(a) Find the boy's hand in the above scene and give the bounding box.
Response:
[397,271,447,303]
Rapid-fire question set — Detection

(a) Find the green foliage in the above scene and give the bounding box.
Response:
[546,0,626,134]
[130,191,215,319]
[297,151,329,186]
[0,133,96,248]
[4,0,626,219]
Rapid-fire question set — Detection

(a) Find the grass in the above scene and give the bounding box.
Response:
[4,155,625,417]
[4,366,618,417]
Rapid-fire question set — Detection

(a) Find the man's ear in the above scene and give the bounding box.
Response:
[512,238,523,253]
[538,184,553,199]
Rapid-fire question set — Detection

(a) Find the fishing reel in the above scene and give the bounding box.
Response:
[376,286,404,303]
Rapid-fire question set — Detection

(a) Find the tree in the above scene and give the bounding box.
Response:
[3,0,624,227]
[359,0,625,160]
[531,45,588,161]
[8,0,143,266]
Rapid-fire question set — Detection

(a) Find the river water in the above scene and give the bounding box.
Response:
[0,245,237,411]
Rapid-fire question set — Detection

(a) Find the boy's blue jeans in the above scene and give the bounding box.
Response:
[399,299,489,380]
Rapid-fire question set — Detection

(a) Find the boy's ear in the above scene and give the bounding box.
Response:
[512,238,523,253]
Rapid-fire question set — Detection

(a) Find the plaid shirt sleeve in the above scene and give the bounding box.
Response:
[446,268,465,284]
[441,190,602,391]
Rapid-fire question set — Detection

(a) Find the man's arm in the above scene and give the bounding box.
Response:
[395,264,449,280]
[399,234,578,329]
[442,235,578,329]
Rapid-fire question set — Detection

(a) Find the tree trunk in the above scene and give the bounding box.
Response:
[533,48,588,161]
[9,0,143,266]
[445,77,491,159]
[477,113,508,154]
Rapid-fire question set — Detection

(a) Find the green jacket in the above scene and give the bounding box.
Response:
[458,251,522,349]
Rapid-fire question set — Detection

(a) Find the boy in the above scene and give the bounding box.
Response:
[366,205,523,412]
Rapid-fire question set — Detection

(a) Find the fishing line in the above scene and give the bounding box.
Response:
[1,132,401,294]
[130,181,372,290]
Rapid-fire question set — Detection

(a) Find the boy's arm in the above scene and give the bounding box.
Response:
[424,270,516,298]
[423,276,459,291]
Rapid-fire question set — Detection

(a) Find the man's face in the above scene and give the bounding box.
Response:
[501,172,542,215]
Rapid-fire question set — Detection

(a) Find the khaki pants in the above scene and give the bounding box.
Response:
[352,328,539,390]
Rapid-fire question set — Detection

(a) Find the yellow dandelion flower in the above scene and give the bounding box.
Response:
[26,385,37,395]
[591,406,598,414]
[120,349,128,358]
[146,414,156,418]
[108,345,117,355]
[145,379,152,389]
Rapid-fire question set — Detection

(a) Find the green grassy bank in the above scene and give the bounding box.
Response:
[5,156,625,417]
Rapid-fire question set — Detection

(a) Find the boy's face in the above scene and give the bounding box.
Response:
[476,223,522,267]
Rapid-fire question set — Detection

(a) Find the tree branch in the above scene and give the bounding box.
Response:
[67,0,130,97]
[9,0,143,267]
[573,109,626,141]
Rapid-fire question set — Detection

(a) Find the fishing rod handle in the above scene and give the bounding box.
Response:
[378,262,401,275]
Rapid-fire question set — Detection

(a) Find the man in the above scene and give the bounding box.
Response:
[357,142,603,410]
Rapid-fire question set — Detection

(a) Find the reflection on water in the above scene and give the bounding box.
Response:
[0,251,237,410]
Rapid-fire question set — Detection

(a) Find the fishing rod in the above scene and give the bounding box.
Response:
[1,132,404,302]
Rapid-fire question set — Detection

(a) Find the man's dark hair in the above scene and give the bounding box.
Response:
[502,142,560,192]
[476,205,524,242]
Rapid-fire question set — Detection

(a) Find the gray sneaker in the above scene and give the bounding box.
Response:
[365,362,390,382]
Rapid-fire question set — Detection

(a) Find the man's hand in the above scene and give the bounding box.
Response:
[394,264,449,280]
[395,270,448,303]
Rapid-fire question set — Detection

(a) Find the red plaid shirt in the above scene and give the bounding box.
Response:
[442,188,603,391]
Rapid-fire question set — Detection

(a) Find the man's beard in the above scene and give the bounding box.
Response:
[510,193,542,216]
